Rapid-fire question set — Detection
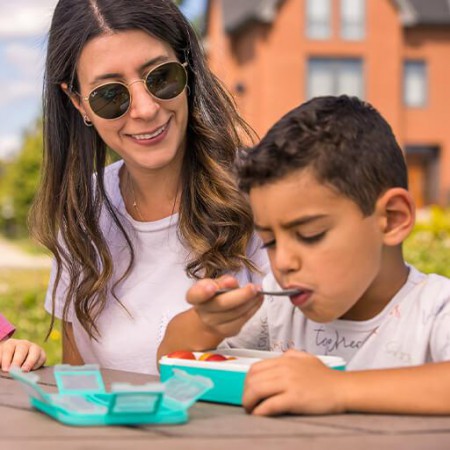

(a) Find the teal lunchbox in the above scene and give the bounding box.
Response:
[11,364,213,426]
[159,349,345,406]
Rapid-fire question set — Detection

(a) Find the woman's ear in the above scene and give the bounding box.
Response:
[375,188,415,246]
[60,82,86,117]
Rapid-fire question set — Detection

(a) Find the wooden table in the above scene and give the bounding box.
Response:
[2,367,450,449]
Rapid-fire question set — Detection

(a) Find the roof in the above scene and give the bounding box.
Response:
[394,0,450,26]
[219,0,283,34]
[204,0,450,35]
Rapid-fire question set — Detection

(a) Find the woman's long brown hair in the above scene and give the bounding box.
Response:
[29,0,258,339]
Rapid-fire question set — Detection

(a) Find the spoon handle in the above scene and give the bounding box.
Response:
[214,288,301,297]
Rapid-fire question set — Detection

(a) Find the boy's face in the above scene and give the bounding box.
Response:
[249,169,386,322]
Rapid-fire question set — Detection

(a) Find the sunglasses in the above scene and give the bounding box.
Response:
[80,61,188,120]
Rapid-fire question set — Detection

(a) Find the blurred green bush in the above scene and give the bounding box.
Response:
[404,206,450,278]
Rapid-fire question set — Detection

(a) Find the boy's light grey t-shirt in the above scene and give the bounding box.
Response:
[220,266,450,370]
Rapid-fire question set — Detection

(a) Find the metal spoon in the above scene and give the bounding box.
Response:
[213,288,301,297]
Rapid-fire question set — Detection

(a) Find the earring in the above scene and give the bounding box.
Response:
[83,115,93,127]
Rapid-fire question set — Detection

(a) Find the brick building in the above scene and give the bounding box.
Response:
[204,0,450,207]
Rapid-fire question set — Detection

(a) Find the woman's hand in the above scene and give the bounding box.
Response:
[0,338,46,372]
[186,275,264,338]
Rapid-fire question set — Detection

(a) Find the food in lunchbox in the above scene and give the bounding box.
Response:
[198,352,227,361]
[165,350,196,360]
[165,351,236,362]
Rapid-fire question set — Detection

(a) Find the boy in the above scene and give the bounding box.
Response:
[0,313,46,372]
[158,96,450,416]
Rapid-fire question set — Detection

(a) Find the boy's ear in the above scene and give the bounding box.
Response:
[60,82,88,118]
[375,188,415,246]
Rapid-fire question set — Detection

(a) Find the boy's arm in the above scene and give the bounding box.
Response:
[157,276,264,362]
[243,351,450,415]
[339,361,450,414]
[157,308,224,361]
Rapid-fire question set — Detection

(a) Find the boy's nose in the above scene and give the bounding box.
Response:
[128,81,160,120]
[272,244,301,274]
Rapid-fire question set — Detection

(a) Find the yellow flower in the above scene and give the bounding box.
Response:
[49,329,61,341]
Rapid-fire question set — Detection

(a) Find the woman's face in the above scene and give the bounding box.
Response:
[70,30,189,175]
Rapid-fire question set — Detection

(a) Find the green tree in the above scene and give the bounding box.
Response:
[0,120,43,236]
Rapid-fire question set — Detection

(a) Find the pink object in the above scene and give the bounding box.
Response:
[0,314,15,341]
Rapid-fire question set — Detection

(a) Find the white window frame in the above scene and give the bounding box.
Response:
[307,58,364,100]
[340,0,366,40]
[306,0,332,40]
[404,60,427,108]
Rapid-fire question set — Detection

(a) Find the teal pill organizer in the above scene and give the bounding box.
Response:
[10,364,213,426]
[159,348,346,406]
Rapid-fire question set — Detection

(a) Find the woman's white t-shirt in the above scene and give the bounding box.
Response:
[45,161,269,375]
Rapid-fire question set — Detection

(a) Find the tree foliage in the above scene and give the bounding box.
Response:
[0,120,43,236]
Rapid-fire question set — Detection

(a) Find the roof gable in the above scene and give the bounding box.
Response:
[394,0,450,25]
[220,0,283,34]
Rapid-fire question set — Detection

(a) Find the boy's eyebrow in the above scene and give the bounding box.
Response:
[89,55,170,86]
[255,214,328,231]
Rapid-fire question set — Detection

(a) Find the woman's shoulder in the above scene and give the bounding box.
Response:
[103,160,123,180]
[98,160,124,200]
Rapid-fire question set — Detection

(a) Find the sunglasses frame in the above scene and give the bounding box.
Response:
[80,60,188,120]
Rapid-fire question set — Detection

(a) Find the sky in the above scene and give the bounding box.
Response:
[0,0,206,160]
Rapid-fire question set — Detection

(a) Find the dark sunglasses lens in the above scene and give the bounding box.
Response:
[146,62,187,100]
[89,84,130,119]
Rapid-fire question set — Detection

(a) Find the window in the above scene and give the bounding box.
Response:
[307,58,364,99]
[306,0,331,39]
[341,0,365,40]
[404,61,427,107]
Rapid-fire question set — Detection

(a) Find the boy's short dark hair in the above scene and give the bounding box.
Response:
[236,95,408,215]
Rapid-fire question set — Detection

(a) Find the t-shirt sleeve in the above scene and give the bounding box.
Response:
[218,272,277,350]
[0,314,15,340]
[218,299,270,350]
[44,164,122,324]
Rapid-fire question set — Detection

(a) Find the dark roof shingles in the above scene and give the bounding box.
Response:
[406,0,450,25]
[222,0,282,33]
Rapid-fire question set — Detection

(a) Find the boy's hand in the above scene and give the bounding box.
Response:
[0,338,47,372]
[186,275,264,338]
[243,350,345,416]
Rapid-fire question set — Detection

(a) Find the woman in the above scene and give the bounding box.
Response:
[30,0,268,375]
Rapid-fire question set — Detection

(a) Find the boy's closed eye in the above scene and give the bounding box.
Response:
[260,230,327,249]
[261,239,276,249]
[295,230,327,244]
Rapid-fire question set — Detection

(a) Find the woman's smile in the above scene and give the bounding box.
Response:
[126,117,171,145]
